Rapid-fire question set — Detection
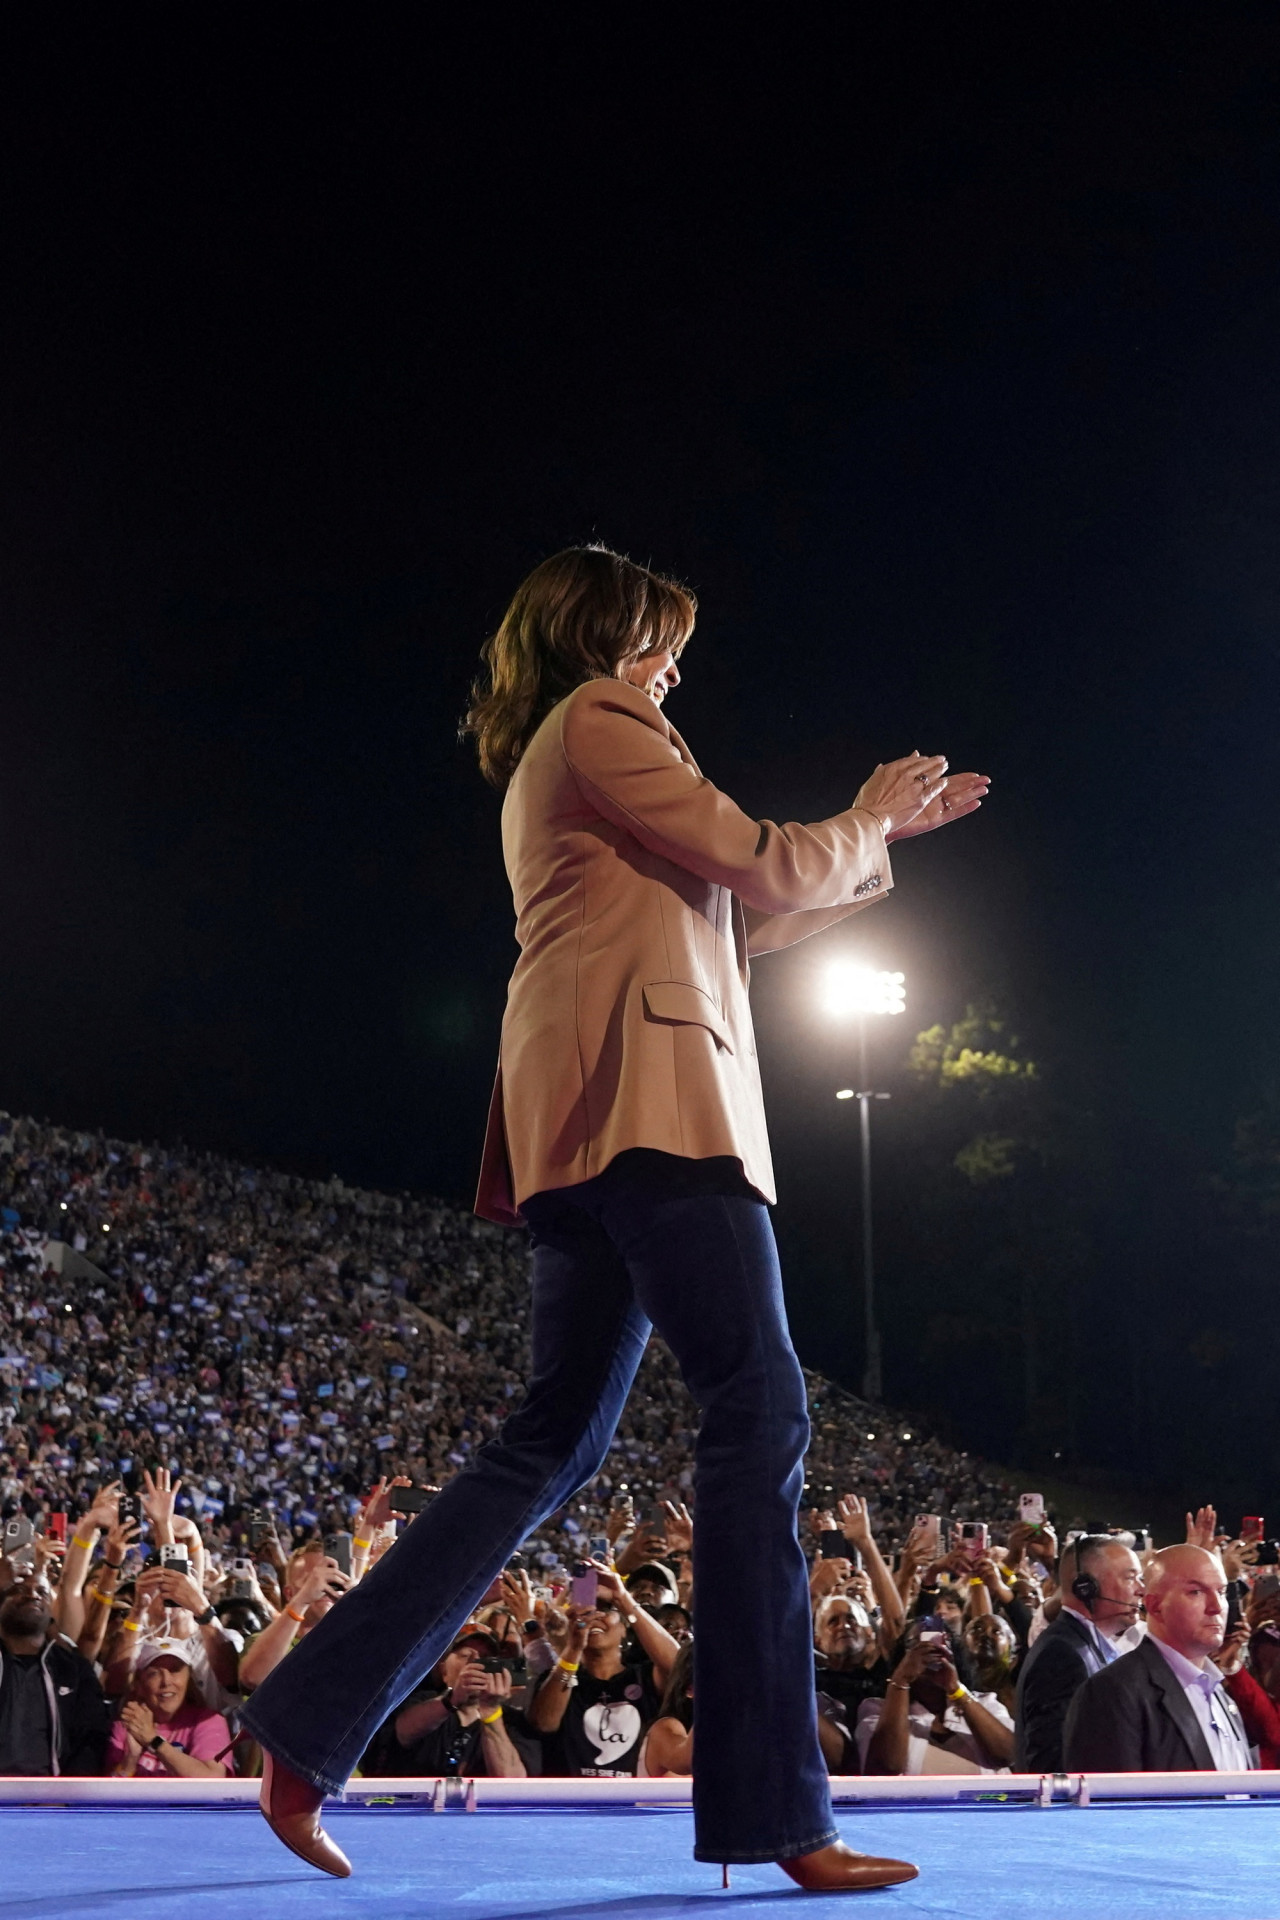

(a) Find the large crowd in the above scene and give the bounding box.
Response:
[2,1108,1278,1784]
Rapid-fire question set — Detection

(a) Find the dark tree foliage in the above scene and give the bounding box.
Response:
[855,1008,1278,1517]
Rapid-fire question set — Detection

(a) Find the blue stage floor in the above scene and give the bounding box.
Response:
[0,1802,1277,1919]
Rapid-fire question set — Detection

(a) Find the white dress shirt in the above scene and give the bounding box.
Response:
[1149,1636,1253,1771]
[1060,1602,1144,1668]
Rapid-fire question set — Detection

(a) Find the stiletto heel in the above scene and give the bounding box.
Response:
[779,1841,918,1891]
[259,1750,352,1878]
[722,1863,731,1889]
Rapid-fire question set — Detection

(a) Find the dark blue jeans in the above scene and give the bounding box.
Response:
[240,1151,836,1864]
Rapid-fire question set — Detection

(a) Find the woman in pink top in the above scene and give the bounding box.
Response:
[107,1639,231,1778]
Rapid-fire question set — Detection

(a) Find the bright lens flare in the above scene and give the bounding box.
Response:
[822,964,906,1018]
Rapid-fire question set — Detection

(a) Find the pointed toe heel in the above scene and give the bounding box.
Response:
[780,1841,919,1892]
[259,1751,352,1878]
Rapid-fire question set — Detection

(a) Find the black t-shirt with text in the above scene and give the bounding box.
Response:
[536,1659,662,1777]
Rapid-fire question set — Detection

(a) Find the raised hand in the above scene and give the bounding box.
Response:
[500,1564,537,1623]
[292,1556,350,1612]
[1212,1622,1250,1677]
[561,1606,590,1664]
[884,770,989,842]
[156,1567,210,1617]
[615,1524,667,1575]
[837,1494,874,1551]
[1221,1539,1257,1583]
[81,1482,122,1536]
[358,1476,412,1537]
[34,1532,67,1573]
[141,1467,183,1543]
[1186,1506,1218,1551]
[605,1500,633,1547]
[104,1516,140,1564]
[660,1501,693,1556]
[809,1556,851,1599]
[854,751,951,839]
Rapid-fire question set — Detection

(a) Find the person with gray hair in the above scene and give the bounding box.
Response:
[1013,1534,1144,1772]
[1064,1545,1252,1772]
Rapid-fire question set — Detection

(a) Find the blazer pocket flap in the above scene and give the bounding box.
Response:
[643,981,734,1053]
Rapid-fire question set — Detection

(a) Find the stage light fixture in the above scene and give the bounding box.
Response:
[822,963,906,1018]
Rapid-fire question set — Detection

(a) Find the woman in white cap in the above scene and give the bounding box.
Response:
[106,1637,232,1778]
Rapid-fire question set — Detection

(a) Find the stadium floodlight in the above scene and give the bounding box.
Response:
[823,964,906,1405]
[822,963,906,1019]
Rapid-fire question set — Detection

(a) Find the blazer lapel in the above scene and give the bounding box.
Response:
[1140,1639,1214,1769]
[1058,1610,1104,1674]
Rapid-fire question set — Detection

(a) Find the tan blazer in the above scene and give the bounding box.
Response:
[475,678,893,1224]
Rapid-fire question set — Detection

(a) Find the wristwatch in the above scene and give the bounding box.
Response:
[194,1605,216,1627]
[146,1734,164,1753]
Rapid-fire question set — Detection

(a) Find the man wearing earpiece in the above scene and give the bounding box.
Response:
[1013,1536,1144,1773]
[1064,1545,1252,1773]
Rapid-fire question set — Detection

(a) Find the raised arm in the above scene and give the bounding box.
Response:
[837,1495,904,1650]
[560,682,911,916]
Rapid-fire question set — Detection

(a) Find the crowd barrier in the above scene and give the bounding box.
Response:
[1,1771,1276,1808]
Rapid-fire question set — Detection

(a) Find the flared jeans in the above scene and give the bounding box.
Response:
[240,1151,836,1863]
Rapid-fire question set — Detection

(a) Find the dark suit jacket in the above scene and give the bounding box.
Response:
[1063,1635,1248,1772]
[1014,1609,1109,1772]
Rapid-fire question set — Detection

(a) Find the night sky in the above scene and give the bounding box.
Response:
[3,18,1279,1435]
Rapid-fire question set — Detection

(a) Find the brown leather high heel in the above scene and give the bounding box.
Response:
[259,1751,352,1878]
[779,1841,919,1891]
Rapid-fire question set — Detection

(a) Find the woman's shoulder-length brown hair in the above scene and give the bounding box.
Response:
[461,545,696,789]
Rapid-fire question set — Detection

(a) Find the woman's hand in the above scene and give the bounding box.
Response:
[837,1494,874,1552]
[357,1476,412,1537]
[882,769,989,842]
[141,1468,182,1544]
[890,1642,930,1691]
[499,1565,537,1624]
[120,1700,156,1750]
[854,752,952,838]
[660,1501,693,1557]
[104,1517,139,1565]
[1212,1622,1250,1677]
[81,1482,122,1536]
[605,1502,633,1548]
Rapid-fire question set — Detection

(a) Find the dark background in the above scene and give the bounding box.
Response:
[2,14,1279,1505]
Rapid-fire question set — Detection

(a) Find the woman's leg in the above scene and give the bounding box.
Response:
[240,1195,649,1793]
[582,1171,834,1864]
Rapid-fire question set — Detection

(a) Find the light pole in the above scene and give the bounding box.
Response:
[824,964,906,1402]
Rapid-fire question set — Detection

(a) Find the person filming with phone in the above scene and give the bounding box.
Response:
[383,1624,538,1779]
[238,1550,351,1693]
[527,1557,680,1776]
[859,1614,1014,1774]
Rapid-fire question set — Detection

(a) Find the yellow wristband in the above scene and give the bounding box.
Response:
[88,1587,112,1605]
[968,1576,985,1587]
[72,1536,94,1551]
[480,1707,503,1724]
[124,1620,141,1632]
[353,1538,372,1550]
[948,1683,969,1702]
[557,1657,580,1673]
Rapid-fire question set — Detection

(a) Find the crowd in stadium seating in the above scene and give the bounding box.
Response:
[2,1108,1279,1783]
